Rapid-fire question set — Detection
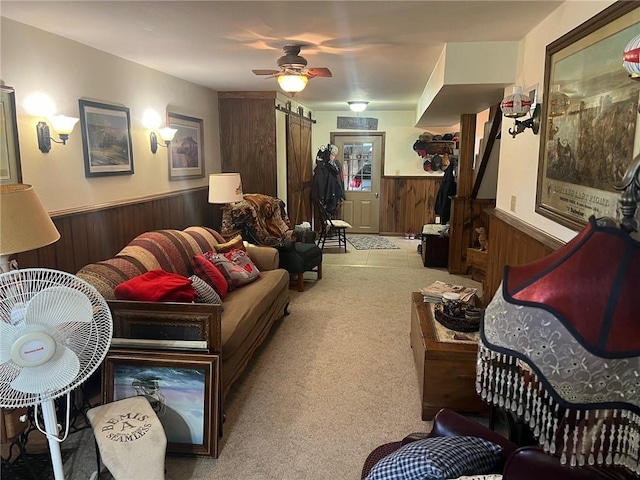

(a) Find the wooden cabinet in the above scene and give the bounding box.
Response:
[218,92,313,226]
[410,292,488,420]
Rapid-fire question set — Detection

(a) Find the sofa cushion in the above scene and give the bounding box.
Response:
[219,269,288,360]
[114,270,197,302]
[214,234,245,253]
[192,254,229,299]
[366,436,503,480]
[189,275,223,305]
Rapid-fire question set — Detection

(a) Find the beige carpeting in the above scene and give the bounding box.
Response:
[4,238,483,480]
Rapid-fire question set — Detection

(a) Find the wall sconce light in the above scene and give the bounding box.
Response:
[37,115,79,153]
[623,33,640,79]
[500,86,541,138]
[150,127,178,154]
[348,101,369,113]
[277,74,308,93]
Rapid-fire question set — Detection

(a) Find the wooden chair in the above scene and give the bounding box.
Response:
[316,201,351,253]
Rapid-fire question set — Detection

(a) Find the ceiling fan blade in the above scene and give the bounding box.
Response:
[306,67,332,78]
[252,69,280,76]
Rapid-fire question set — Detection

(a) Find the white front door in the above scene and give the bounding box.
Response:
[331,133,384,233]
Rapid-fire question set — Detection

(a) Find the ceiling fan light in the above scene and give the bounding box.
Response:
[348,101,369,113]
[278,75,308,93]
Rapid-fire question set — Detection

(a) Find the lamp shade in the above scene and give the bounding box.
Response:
[500,86,532,118]
[623,33,640,79]
[0,184,60,256]
[277,75,308,93]
[48,115,79,135]
[478,217,640,473]
[208,173,243,204]
[348,101,368,113]
[157,127,178,143]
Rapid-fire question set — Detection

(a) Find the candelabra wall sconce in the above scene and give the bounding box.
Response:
[36,115,79,153]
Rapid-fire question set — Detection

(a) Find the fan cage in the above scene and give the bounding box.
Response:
[0,268,113,408]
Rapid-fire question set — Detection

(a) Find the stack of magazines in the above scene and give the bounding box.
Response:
[420,281,477,303]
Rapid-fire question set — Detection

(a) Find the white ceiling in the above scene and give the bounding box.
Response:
[2,1,564,124]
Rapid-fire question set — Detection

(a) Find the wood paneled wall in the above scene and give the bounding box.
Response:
[379,176,442,234]
[484,208,565,303]
[14,188,219,274]
[218,92,278,197]
[448,198,496,274]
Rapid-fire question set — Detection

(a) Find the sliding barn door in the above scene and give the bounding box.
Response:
[286,114,313,226]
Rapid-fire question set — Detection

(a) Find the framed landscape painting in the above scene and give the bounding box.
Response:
[103,349,219,457]
[1,86,22,185]
[167,112,204,180]
[536,3,640,230]
[79,99,134,177]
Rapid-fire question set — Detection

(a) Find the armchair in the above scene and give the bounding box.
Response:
[362,408,632,480]
[221,194,322,292]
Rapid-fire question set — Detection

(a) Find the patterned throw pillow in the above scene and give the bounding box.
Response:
[191,254,229,299]
[366,436,502,480]
[213,234,246,253]
[189,275,223,305]
[203,249,260,291]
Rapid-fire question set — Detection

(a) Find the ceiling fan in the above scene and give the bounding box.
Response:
[252,44,332,93]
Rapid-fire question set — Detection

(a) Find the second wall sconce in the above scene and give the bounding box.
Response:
[500,86,541,139]
[150,127,178,154]
[37,115,80,153]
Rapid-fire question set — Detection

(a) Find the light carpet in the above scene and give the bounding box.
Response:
[9,263,481,480]
[347,235,400,250]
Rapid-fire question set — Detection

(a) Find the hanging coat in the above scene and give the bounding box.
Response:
[311,158,345,216]
[434,164,456,224]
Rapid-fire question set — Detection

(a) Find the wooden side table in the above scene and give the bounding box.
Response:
[409,292,488,420]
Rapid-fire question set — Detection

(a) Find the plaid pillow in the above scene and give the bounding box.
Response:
[366,436,502,480]
[189,275,223,305]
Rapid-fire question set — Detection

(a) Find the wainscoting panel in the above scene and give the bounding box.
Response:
[484,208,565,303]
[379,176,441,234]
[14,187,218,275]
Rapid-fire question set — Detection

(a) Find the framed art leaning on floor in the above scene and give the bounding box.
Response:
[103,349,219,457]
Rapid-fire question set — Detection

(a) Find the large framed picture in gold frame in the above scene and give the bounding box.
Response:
[536,2,640,230]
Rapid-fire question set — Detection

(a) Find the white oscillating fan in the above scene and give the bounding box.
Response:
[0,268,112,480]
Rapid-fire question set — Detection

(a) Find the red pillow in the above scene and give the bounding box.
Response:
[114,270,196,302]
[192,254,229,299]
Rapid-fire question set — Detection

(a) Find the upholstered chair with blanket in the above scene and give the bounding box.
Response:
[221,194,322,291]
[361,408,632,480]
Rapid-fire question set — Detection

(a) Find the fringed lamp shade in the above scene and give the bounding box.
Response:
[478,217,639,474]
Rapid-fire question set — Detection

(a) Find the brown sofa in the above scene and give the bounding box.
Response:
[76,226,290,402]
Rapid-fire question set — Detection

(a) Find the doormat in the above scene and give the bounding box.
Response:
[347,235,400,250]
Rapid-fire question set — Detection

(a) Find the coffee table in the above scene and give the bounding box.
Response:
[409,292,488,420]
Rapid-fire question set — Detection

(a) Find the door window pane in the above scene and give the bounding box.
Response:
[343,142,372,192]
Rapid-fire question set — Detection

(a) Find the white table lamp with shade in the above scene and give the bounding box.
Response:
[208,173,244,234]
[0,184,60,272]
